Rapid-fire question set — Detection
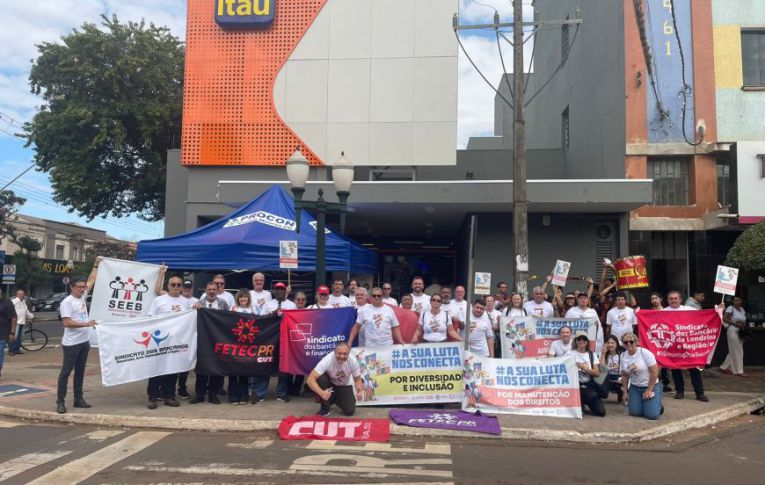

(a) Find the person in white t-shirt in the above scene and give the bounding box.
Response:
[452,299,494,357]
[249,272,272,314]
[448,286,468,335]
[55,257,101,414]
[181,280,199,306]
[381,283,397,306]
[606,292,636,342]
[347,279,359,299]
[566,293,603,353]
[8,289,33,354]
[548,325,573,357]
[503,293,527,317]
[309,286,333,309]
[573,334,605,417]
[351,287,369,310]
[523,286,554,318]
[232,288,256,314]
[409,276,430,316]
[663,290,708,402]
[620,332,662,420]
[413,293,458,344]
[721,296,748,377]
[293,291,308,309]
[306,343,363,417]
[213,274,236,308]
[349,288,403,347]
[485,295,502,357]
[328,279,352,308]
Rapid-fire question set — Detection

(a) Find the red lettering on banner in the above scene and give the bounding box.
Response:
[214,342,274,358]
[478,386,581,408]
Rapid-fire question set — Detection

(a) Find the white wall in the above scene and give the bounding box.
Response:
[274,0,458,166]
[736,142,765,220]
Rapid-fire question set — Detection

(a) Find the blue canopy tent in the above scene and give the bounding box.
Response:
[135,185,377,272]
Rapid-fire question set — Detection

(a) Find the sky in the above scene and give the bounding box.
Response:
[0,0,532,242]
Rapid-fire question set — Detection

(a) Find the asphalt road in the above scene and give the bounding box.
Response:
[0,414,763,484]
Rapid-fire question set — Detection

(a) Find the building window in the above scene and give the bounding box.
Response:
[759,154,765,178]
[561,18,570,63]
[648,157,690,206]
[717,162,730,208]
[561,106,570,151]
[742,30,765,87]
[55,244,65,260]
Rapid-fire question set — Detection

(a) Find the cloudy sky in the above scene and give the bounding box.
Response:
[0,0,531,241]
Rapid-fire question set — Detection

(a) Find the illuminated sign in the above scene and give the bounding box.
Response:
[215,0,275,29]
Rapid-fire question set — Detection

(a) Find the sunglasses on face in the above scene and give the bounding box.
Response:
[371,294,383,298]
[215,282,224,286]
[431,298,441,302]
[296,298,306,301]
[169,283,181,288]
[623,340,636,345]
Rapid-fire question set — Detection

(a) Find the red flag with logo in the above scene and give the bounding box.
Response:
[278,416,390,442]
[636,309,722,369]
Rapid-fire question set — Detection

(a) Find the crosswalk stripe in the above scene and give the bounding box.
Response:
[0,451,72,481]
[124,465,391,479]
[26,431,170,484]
[305,440,451,455]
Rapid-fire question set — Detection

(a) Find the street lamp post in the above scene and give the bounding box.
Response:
[286,149,354,289]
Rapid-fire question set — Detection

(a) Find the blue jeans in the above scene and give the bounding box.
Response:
[8,325,23,352]
[248,374,289,399]
[628,384,662,420]
[0,340,6,368]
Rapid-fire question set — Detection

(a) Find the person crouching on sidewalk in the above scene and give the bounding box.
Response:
[306,343,363,417]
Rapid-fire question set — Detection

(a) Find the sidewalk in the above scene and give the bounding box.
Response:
[1,347,763,443]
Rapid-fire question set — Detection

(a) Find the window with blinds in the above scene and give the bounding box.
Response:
[648,157,690,206]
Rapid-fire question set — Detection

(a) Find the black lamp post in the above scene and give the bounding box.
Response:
[286,149,354,289]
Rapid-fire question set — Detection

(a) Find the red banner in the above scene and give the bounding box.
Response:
[615,255,649,289]
[636,310,722,369]
[278,416,390,442]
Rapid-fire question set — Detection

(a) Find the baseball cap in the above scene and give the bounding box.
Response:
[273,282,287,289]
[183,280,193,288]
[317,285,330,294]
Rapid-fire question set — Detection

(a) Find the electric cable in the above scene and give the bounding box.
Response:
[669,0,703,146]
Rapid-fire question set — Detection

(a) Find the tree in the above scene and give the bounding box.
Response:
[726,221,765,273]
[75,238,137,274]
[24,15,184,222]
[13,236,49,294]
[0,190,26,244]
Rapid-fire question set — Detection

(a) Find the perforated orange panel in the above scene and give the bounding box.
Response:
[182,0,327,166]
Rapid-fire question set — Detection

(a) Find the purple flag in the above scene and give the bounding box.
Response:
[388,409,501,435]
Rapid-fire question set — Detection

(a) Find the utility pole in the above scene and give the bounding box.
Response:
[512,0,529,300]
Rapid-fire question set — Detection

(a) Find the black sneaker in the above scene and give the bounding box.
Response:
[73,399,92,408]
[316,405,330,417]
[250,396,263,405]
[189,396,204,404]
[276,396,290,403]
[209,395,222,404]
[696,393,709,402]
[56,402,67,414]
[178,389,191,399]
[674,392,684,400]
[662,384,673,393]
[147,399,158,410]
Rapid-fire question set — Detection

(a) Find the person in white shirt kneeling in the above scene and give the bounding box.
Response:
[307,342,363,417]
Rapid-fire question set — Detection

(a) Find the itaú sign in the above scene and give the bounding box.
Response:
[215,0,275,28]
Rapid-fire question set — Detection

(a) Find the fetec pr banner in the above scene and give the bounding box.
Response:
[637,309,722,369]
[196,308,281,376]
[96,310,197,386]
[462,353,582,419]
[501,316,600,358]
[279,307,356,376]
[351,343,463,406]
[90,258,161,322]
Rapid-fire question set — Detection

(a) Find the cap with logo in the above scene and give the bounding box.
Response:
[273,282,287,289]
[183,280,193,288]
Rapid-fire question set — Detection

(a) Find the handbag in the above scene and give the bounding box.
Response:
[589,352,611,399]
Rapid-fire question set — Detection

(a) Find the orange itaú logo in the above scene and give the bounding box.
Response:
[215,0,275,28]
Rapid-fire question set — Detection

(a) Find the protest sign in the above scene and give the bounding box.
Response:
[196,308,281,376]
[388,409,501,435]
[474,272,491,295]
[279,307,356,376]
[714,265,739,296]
[279,240,298,269]
[278,416,390,442]
[637,309,722,369]
[96,310,197,387]
[351,343,463,406]
[615,256,649,289]
[500,316,600,358]
[90,258,161,322]
[551,260,571,287]
[462,353,582,418]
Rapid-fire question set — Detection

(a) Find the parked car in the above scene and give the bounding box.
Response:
[37,292,69,313]
[27,296,38,312]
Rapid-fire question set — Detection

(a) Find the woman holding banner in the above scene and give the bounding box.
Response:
[573,334,606,417]
[232,289,256,314]
[620,332,662,420]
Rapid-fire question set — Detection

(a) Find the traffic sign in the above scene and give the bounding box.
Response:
[2,264,15,284]
[62,276,70,285]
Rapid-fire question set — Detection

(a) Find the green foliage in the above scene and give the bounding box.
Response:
[25,15,184,221]
[0,190,26,243]
[75,239,136,273]
[13,236,49,292]
[726,222,765,273]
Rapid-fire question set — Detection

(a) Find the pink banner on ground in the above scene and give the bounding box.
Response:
[636,309,722,370]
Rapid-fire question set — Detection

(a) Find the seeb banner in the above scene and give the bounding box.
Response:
[90,258,161,322]
[279,308,356,376]
[96,310,197,387]
[501,316,599,358]
[637,309,722,369]
[352,343,463,406]
[462,353,582,419]
[196,308,281,376]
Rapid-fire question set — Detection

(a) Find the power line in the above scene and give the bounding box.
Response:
[0,111,24,126]
[524,24,580,108]
[669,0,703,146]
[0,163,36,192]
[454,28,515,109]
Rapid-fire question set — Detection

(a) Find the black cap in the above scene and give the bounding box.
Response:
[183,280,193,288]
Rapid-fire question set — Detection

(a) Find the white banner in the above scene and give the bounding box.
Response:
[96,310,197,387]
[90,258,161,322]
[279,240,298,269]
[551,260,571,287]
[714,265,739,296]
[474,272,491,295]
[462,353,582,419]
[501,316,602,358]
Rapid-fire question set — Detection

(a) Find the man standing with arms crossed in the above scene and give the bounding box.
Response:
[56,257,101,414]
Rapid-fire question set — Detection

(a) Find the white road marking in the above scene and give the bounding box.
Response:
[27,431,170,484]
[226,438,274,449]
[124,465,391,479]
[0,388,30,398]
[0,451,72,481]
[85,429,125,441]
[306,440,451,455]
[291,454,453,478]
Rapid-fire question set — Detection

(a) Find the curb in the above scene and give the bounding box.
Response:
[1,394,763,444]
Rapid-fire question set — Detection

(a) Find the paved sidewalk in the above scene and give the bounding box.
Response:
[1,347,763,443]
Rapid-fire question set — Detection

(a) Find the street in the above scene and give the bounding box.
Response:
[0,414,763,484]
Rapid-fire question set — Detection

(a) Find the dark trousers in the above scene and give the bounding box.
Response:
[316,374,356,416]
[672,368,704,395]
[57,341,90,403]
[580,383,606,417]
[8,324,23,352]
[147,374,177,400]
[660,367,671,386]
[228,376,250,403]
[177,371,189,393]
[289,374,305,396]
[195,374,223,399]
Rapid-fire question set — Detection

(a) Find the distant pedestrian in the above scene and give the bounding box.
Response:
[0,291,18,380]
[9,289,33,355]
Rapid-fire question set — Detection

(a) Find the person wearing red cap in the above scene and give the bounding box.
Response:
[262,282,297,315]
[309,285,333,309]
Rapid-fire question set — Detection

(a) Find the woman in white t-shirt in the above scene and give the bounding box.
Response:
[413,294,458,344]
[720,296,748,377]
[502,293,526,317]
[231,288,256,314]
[620,332,662,420]
[599,335,623,402]
[573,334,606,417]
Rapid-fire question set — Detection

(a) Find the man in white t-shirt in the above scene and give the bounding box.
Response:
[606,292,636,342]
[213,274,236,308]
[351,287,368,310]
[453,299,494,357]
[566,293,603,353]
[409,276,430,316]
[181,279,198,306]
[249,272,273,314]
[349,287,403,347]
[523,286,554,318]
[328,279,352,308]
[306,343,363,416]
[663,290,708,402]
[56,257,101,414]
[8,289,33,355]
[381,283,397,306]
[309,285,333,309]
[448,286,469,335]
